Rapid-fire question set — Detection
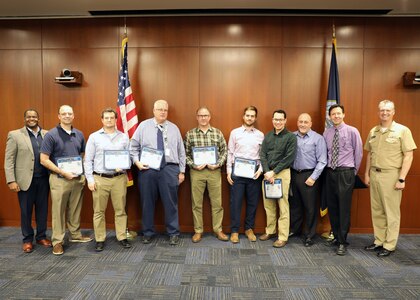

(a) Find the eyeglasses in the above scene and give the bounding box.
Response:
[273,118,285,122]
[197,115,210,118]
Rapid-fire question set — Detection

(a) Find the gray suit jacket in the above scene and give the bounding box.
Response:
[4,127,47,191]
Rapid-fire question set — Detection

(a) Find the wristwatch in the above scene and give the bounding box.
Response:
[398,178,405,183]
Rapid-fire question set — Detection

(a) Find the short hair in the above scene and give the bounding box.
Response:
[58,104,73,114]
[24,109,39,118]
[378,99,395,110]
[328,104,344,115]
[154,99,168,109]
[243,106,258,117]
[272,109,287,118]
[196,106,211,115]
[101,107,118,118]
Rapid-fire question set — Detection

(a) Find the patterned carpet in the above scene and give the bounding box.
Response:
[0,227,418,300]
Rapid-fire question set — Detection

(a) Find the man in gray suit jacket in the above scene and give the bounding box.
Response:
[4,109,51,253]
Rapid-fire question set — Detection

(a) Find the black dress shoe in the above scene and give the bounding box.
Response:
[377,249,393,257]
[142,236,153,244]
[95,242,104,252]
[304,238,314,247]
[288,231,301,238]
[364,244,383,252]
[120,239,131,248]
[336,244,347,256]
[169,235,180,246]
[324,239,339,247]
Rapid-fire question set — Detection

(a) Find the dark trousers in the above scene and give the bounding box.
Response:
[17,176,49,243]
[325,168,355,244]
[289,170,319,239]
[230,175,261,233]
[138,164,180,237]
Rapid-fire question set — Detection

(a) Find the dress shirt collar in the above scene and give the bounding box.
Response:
[374,121,396,133]
[333,122,346,131]
[26,126,41,136]
[294,129,313,138]
[241,125,256,132]
[195,126,214,133]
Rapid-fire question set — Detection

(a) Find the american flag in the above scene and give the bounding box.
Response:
[117,34,138,187]
[117,35,138,138]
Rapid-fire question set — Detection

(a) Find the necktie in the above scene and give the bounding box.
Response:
[157,125,166,167]
[331,128,339,169]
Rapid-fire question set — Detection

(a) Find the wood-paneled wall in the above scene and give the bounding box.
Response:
[1,16,419,234]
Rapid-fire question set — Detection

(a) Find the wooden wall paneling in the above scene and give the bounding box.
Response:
[126,17,200,47]
[41,48,119,131]
[281,48,326,132]
[129,47,199,134]
[282,17,364,48]
[42,18,119,49]
[0,50,43,167]
[0,173,22,226]
[0,20,41,49]
[401,176,420,232]
[365,18,420,49]
[199,16,282,47]
[199,47,282,135]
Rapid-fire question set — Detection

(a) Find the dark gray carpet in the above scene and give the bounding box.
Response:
[0,227,418,299]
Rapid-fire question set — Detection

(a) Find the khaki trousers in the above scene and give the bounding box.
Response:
[50,174,85,246]
[370,168,402,251]
[190,168,224,233]
[92,174,128,242]
[262,168,291,242]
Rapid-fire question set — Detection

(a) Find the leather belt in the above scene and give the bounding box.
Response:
[93,172,124,178]
[292,168,314,173]
[327,167,354,171]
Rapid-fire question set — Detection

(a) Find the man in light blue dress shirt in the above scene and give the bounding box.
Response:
[290,113,327,247]
[84,108,131,252]
[130,100,186,246]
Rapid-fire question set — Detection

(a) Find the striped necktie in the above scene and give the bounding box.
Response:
[331,128,339,169]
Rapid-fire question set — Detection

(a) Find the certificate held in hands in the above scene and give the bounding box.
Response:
[264,179,283,199]
[104,150,131,170]
[56,156,84,177]
[192,146,218,166]
[139,147,164,170]
[233,157,257,179]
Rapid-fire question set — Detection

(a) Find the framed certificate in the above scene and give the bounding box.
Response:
[264,179,283,199]
[104,150,131,170]
[233,157,257,179]
[192,146,218,165]
[56,156,83,176]
[139,147,164,170]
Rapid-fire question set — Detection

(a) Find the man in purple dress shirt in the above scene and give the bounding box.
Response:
[323,104,363,256]
[290,113,327,247]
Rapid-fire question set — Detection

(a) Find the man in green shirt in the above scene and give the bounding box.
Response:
[259,109,297,248]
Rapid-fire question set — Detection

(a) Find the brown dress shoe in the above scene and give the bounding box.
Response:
[22,242,33,253]
[230,233,239,244]
[192,233,202,243]
[36,239,52,247]
[273,239,287,248]
[215,231,229,241]
[52,243,64,255]
[245,229,257,242]
[259,233,276,241]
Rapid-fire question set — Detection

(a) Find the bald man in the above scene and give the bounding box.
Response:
[290,113,327,247]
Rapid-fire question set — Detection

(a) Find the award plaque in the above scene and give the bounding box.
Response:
[56,156,83,176]
[233,157,257,179]
[139,147,164,170]
[192,146,218,165]
[104,150,131,170]
[264,179,283,199]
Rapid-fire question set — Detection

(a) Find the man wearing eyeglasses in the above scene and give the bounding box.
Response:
[130,99,186,246]
[185,107,228,243]
[260,109,297,248]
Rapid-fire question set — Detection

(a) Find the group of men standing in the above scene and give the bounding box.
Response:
[4,100,416,258]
